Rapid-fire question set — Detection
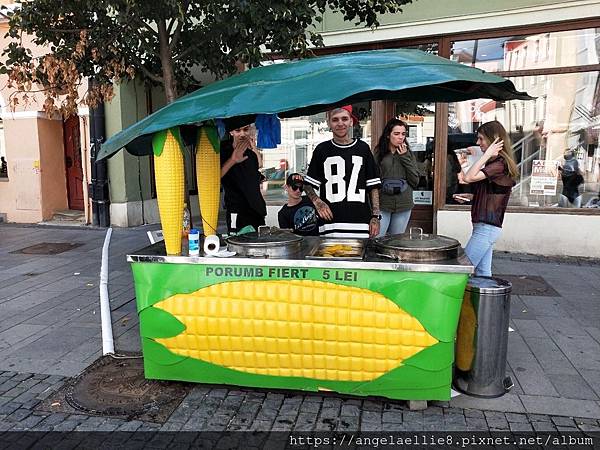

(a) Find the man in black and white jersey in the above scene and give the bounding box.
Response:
[304,106,382,238]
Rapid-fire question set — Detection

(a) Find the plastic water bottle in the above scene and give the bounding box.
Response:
[182,203,191,237]
[189,228,200,256]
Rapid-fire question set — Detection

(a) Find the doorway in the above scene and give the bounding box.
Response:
[63,115,84,210]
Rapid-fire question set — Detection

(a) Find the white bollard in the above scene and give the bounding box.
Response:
[99,227,115,355]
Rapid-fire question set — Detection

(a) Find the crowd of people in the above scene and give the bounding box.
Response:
[220,107,517,276]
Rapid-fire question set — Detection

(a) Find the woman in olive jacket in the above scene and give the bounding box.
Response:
[374,118,421,236]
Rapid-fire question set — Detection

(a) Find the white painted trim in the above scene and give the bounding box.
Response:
[322,1,600,47]
[1,110,62,121]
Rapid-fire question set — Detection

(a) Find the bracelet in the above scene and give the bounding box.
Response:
[371,214,382,221]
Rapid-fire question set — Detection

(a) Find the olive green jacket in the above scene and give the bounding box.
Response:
[377,150,421,212]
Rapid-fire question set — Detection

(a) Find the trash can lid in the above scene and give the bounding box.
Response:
[466,276,512,294]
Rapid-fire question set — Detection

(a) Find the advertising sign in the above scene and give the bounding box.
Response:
[530,160,558,195]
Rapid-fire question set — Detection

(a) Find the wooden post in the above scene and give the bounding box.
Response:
[370,100,396,151]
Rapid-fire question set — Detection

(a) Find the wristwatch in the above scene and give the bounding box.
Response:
[371,214,382,221]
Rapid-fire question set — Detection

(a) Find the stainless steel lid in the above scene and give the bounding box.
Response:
[466,276,512,294]
[373,227,461,262]
[226,226,302,248]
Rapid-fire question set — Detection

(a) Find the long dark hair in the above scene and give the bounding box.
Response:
[375,118,409,164]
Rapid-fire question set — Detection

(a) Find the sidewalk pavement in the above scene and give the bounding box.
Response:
[1,223,600,434]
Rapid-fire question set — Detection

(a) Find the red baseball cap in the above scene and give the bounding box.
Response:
[329,105,359,126]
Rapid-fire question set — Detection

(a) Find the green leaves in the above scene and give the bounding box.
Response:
[2,0,411,114]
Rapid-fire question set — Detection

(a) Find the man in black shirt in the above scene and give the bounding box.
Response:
[304,106,382,238]
[278,173,319,236]
[220,121,266,233]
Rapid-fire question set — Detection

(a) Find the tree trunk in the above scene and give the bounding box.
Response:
[157,19,178,103]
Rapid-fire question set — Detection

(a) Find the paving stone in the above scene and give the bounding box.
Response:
[547,372,598,400]
[466,417,488,430]
[293,412,318,431]
[505,412,529,423]
[520,395,600,419]
[382,410,403,424]
[509,421,533,432]
[551,416,576,427]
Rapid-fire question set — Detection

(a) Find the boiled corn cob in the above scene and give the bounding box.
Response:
[195,127,220,235]
[153,129,184,255]
[154,279,438,381]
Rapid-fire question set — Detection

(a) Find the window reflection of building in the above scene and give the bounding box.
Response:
[449,28,600,209]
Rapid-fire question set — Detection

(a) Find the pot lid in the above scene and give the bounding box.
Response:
[373,227,460,252]
[226,227,302,248]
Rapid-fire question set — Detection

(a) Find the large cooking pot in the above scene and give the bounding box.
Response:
[226,226,303,258]
[373,227,461,262]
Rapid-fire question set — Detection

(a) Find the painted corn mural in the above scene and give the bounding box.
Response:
[131,262,469,400]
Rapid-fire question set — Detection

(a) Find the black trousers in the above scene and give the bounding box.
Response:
[226,209,266,233]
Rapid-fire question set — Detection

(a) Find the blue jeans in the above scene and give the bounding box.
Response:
[378,209,412,237]
[464,222,503,277]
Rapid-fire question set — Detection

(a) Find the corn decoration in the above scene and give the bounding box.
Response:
[152,128,185,255]
[154,279,438,382]
[195,126,220,237]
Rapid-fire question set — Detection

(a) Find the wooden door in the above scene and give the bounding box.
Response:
[63,115,84,210]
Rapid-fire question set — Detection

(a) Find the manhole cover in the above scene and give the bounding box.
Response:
[11,242,82,255]
[496,274,560,297]
[38,354,192,423]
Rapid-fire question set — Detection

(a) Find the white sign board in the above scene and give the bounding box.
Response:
[413,190,433,205]
[530,160,558,196]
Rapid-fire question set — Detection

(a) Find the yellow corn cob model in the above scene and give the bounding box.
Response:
[154,130,184,255]
[155,279,438,381]
[195,128,220,235]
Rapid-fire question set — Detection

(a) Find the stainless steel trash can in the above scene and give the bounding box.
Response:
[454,276,514,398]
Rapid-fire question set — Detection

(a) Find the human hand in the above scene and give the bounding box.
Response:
[231,138,249,163]
[398,143,408,154]
[314,198,333,221]
[369,218,380,238]
[485,138,503,158]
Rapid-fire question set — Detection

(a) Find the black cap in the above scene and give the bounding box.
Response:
[224,115,255,133]
[286,173,303,186]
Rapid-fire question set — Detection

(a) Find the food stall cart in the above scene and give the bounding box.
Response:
[98,49,531,403]
[129,231,471,401]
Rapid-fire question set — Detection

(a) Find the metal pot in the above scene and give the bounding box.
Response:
[373,227,461,262]
[226,226,303,258]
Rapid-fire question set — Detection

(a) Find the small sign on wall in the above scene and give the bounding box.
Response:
[413,190,433,205]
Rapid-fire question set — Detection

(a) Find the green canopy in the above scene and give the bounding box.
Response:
[98,48,532,160]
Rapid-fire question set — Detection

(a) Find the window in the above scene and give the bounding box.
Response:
[451,29,600,71]
[448,72,600,209]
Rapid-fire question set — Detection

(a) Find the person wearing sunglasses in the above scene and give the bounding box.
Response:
[278,173,319,236]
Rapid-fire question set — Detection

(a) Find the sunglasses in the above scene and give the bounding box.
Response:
[289,183,303,192]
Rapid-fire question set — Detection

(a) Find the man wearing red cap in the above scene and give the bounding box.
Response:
[304,106,382,238]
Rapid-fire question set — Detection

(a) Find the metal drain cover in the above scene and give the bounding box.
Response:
[496,274,560,297]
[12,242,82,255]
[39,354,191,422]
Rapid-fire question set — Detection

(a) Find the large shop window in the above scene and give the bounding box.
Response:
[445,26,600,212]
[451,28,600,71]
[447,71,600,210]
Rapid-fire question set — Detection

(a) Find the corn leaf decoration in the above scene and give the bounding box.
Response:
[152,128,185,255]
[195,126,220,236]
